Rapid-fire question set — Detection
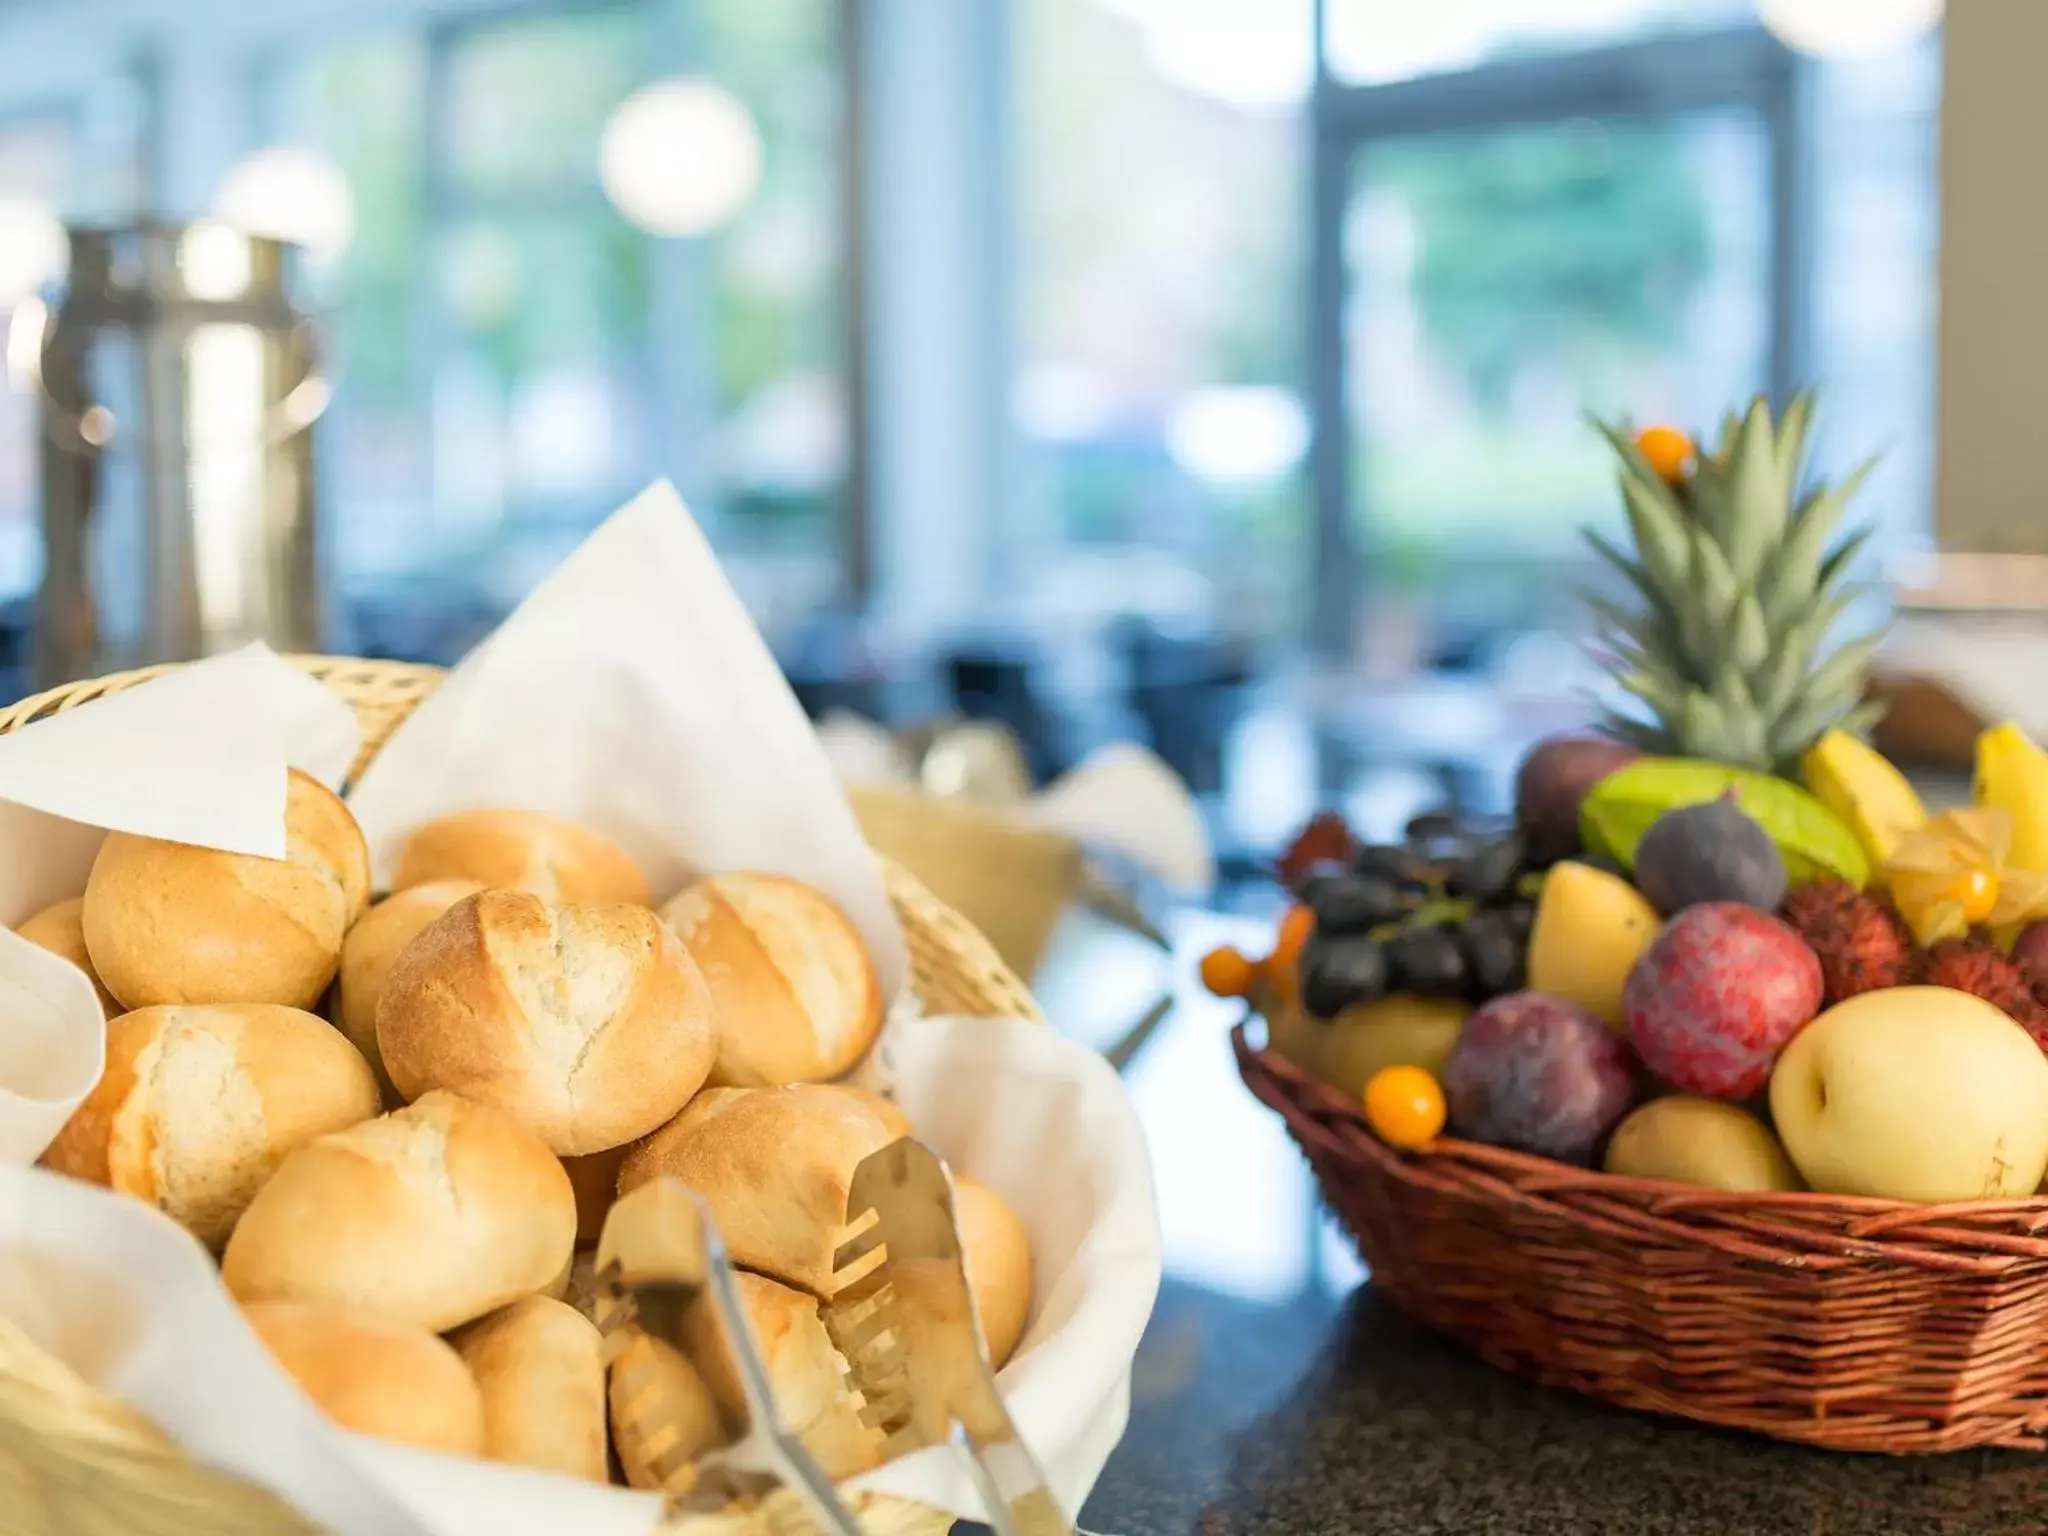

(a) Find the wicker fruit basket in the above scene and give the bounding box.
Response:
[1237,1024,2048,1454]
[0,655,1042,1536]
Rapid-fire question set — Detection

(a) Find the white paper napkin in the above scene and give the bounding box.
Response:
[0,1014,1161,1535]
[1025,744,1214,893]
[0,645,361,1165]
[346,482,908,1003]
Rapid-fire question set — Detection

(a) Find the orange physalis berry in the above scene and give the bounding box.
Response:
[1364,1065,1447,1150]
[1951,866,2000,925]
[1266,903,1317,1002]
[1635,424,1695,483]
[1198,945,1258,999]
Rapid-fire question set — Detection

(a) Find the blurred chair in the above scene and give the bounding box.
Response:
[1114,617,1249,797]
[944,642,1063,783]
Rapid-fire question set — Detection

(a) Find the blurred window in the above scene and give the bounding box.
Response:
[1012,0,1311,655]
[268,0,844,663]
[1314,7,1938,684]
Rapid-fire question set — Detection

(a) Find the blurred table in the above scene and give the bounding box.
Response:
[1032,910,2048,1536]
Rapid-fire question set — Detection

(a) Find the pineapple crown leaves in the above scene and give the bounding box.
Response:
[1579,389,1888,773]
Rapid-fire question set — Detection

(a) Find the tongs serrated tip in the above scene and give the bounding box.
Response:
[594,1178,863,1536]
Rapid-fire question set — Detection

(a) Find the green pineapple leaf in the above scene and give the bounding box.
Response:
[1619,475,1692,607]
[1773,389,1817,488]
[1723,396,1789,578]
[1727,591,1771,675]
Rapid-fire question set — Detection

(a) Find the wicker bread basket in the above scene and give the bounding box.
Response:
[1236,1019,2048,1455]
[0,655,1046,1536]
[848,784,1083,983]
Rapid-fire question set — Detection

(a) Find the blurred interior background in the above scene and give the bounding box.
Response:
[0,0,1946,892]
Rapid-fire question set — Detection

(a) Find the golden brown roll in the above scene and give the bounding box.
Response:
[609,1272,884,1490]
[336,879,483,1098]
[15,897,119,1016]
[376,890,718,1156]
[617,1084,893,1295]
[244,1299,485,1457]
[82,769,370,1010]
[42,1004,380,1249]
[660,874,882,1087]
[955,1175,1032,1368]
[393,809,651,907]
[451,1296,607,1482]
[221,1090,577,1332]
[830,1085,911,1139]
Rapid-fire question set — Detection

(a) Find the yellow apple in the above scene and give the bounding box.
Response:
[1770,987,2048,1201]
[1317,994,1469,1100]
[1603,1096,1801,1191]
[1527,860,1661,1028]
[1262,995,1326,1082]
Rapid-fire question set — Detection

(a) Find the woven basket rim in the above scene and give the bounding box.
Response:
[1234,1021,2048,1271]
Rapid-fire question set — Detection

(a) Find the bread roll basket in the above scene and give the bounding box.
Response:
[0,654,1042,1536]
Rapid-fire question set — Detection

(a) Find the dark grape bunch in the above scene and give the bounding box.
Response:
[1292,813,1540,1020]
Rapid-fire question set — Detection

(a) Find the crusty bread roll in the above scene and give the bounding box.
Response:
[244,1299,485,1456]
[452,1296,607,1482]
[956,1175,1032,1368]
[659,874,882,1087]
[377,890,717,1155]
[617,1084,893,1295]
[221,1090,576,1332]
[16,897,119,1016]
[562,1142,632,1249]
[42,1004,380,1249]
[830,1085,911,1139]
[82,769,370,1010]
[609,1272,883,1490]
[337,879,483,1099]
[394,809,651,907]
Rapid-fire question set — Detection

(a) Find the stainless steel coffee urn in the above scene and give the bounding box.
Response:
[23,221,325,688]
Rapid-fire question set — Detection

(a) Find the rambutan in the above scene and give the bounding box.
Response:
[1778,880,1914,1004]
[1923,938,2048,1049]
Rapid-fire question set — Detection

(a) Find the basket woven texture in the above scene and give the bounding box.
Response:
[0,655,1046,1536]
[849,784,1082,983]
[1236,1022,2048,1456]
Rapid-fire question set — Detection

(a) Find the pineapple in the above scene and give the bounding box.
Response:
[1585,391,1882,777]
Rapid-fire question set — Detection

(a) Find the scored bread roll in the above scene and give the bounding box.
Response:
[830,1085,912,1140]
[377,890,717,1155]
[42,1004,380,1249]
[617,1084,893,1295]
[659,873,882,1087]
[221,1089,577,1332]
[452,1296,607,1482]
[393,809,652,907]
[337,879,484,1098]
[955,1175,1033,1369]
[609,1271,884,1490]
[244,1299,485,1456]
[82,769,370,1010]
[15,897,119,1016]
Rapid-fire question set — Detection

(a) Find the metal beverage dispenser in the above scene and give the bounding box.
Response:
[25,221,326,688]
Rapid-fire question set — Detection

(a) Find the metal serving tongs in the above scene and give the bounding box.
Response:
[594,1178,864,1536]
[822,1137,1075,1536]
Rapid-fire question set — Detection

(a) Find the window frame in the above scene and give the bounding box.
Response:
[1305,12,1815,655]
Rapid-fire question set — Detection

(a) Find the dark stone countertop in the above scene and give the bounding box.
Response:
[1076,1280,2048,1534]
